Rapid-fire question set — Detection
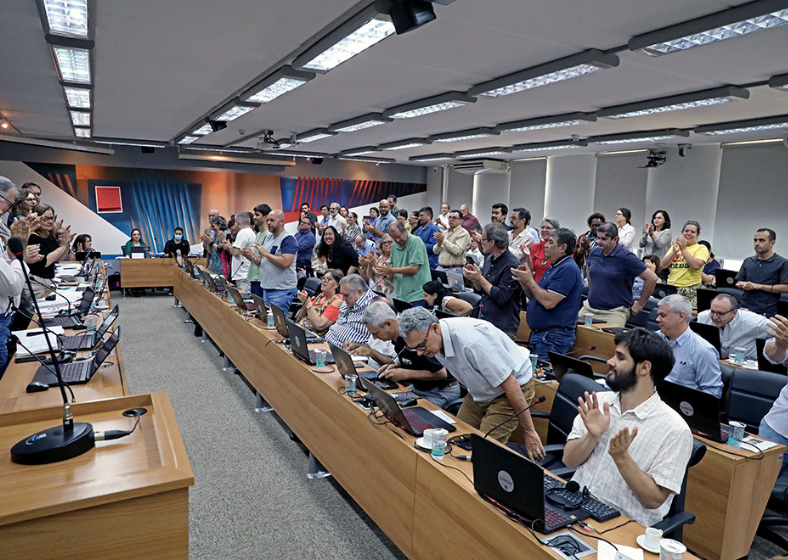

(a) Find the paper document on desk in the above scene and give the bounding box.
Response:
[15,327,65,355]
[597,541,643,560]
[741,436,778,451]
[429,410,456,424]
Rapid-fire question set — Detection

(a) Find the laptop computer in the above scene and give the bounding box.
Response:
[130,246,150,258]
[431,269,448,284]
[250,294,268,322]
[75,251,102,261]
[328,342,398,390]
[653,284,678,299]
[689,321,722,355]
[393,298,413,313]
[42,287,95,328]
[471,434,589,534]
[657,380,727,443]
[364,380,456,437]
[716,269,739,287]
[446,269,464,291]
[285,319,335,366]
[226,285,257,313]
[696,288,719,313]
[30,326,121,387]
[198,269,226,293]
[547,351,597,382]
[60,305,119,350]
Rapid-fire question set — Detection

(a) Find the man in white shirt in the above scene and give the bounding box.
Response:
[434,202,451,231]
[696,293,769,359]
[563,328,693,527]
[758,315,788,475]
[433,210,471,270]
[508,207,537,260]
[327,202,347,235]
[220,211,255,292]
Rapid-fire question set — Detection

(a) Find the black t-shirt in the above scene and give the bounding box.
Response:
[164,238,191,257]
[393,336,455,391]
[325,242,359,275]
[28,234,61,279]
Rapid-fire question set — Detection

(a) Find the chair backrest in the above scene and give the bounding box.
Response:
[546,373,610,445]
[457,291,482,318]
[756,338,788,375]
[626,297,660,328]
[716,286,744,305]
[645,308,660,332]
[303,276,322,297]
[727,368,788,432]
[662,438,707,540]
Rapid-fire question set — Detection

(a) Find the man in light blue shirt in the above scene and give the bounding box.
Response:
[696,293,770,360]
[398,308,545,460]
[353,235,376,257]
[657,294,723,398]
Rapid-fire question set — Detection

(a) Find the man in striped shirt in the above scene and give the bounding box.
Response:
[326,274,375,348]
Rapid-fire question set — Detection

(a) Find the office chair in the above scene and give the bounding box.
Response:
[303,277,322,297]
[626,297,659,329]
[456,291,481,318]
[507,373,609,477]
[756,338,788,375]
[716,286,744,305]
[645,308,660,332]
[651,438,707,542]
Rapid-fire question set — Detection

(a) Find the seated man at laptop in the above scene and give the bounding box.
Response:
[696,293,770,360]
[563,328,692,527]
[656,294,723,398]
[399,307,544,460]
[758,314,788,475]
[356,301,461,409]
[325,274,375,348]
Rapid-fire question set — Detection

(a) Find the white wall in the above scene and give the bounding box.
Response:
[544,154,597,233]
[510,159,547,225]
[444,167,474,212]
[473,171,511,224]
[594,153,648,230]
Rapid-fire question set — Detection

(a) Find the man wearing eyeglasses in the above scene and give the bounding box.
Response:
[433,210,470,270]
[398,307,545,460]
[696,293,769,360]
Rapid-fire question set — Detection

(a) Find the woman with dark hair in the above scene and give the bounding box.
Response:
[660,220,709,308]
[28,203,74,298]
[422,280,473,316]
[397,209,411,232]
[317,225,358,275]
[294,269,345,335]
[365,207,379,240]
[72,234,92,254]
[343,212,362,245]
[9,188,37,225]
[615,207,636,253]
[640,210,672,259]
[633,254,661,300]
[340,206,350,219]
[698,240,720,286]
[122,228,146,257]
[204,215,230,277]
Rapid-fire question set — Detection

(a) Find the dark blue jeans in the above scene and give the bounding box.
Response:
[264,288,297,314]
[529,329,576,361]
[250,281,263,297]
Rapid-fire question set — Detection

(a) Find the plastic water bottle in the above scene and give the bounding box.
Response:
[176,249,183,268]
[84,314,98,336]
[432,305,438,316]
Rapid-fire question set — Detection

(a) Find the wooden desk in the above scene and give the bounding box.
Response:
[173,268,696,559]
[120,257,204,288]
[0,392,193,560]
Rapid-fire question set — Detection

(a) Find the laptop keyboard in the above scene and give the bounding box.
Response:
[62,334,94,350]
[403,409,434,434]
[543,508,575,531]
[58,361,93,383]
[44,315,83,328]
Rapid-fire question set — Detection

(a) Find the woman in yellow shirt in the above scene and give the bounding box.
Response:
[659,220,709,309]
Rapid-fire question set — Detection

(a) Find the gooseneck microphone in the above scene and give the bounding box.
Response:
[8,237,95,465]
[483,395,547,439]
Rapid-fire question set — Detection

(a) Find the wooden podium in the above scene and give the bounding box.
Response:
[0,393,193,560]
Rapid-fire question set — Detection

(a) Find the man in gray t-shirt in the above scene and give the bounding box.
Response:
[253,210,298,312]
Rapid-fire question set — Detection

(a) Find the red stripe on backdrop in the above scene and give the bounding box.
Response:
[353,180,363,207]
[309,177,316,210]
[358,180,368,206]
[291,177,301,212]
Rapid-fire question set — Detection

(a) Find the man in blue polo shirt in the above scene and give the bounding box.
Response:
[512,228,583,357]
[580,222,658,327]
[414,206,440,269]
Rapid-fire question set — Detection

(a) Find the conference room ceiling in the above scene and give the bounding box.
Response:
[2,0,788,165]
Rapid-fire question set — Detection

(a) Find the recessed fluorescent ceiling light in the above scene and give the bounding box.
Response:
[384,92,476,120]
[70,111,90,126]
[695,114,788,135]
[181,146,254,154]
[722,138,783,146]
[74,128,91,138]
[379,139,431,150]
[341,147,378,156]
[496,112,597,133]
[248,77,307,103]
[702,123,788,135]
[590,129,690,145]
[469,50,619,98]
[430,128,499,143]
[409,154,455,162]
[599,86,749,119]
[302,18,395,72]
[215,105,256,122]
[178,136,199,145]
[268,151,325,158]
[329,114,391,133]
[94,139,167,148]
[192,123,214,135]
[595,136,675,145]
[297,129,335,143]
[629,0,788,56]
[43,0,89,39]
[53,47,91,84]
[511,140,588,152]
[337,156,395,164]
[63,86,90,108]
[456,150,510,158]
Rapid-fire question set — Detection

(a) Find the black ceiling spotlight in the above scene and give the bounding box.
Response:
[380,0,437,34]
[308,157,324,165]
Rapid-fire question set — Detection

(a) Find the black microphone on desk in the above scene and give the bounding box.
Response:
[8,237,96,465]
[483,395,547,440]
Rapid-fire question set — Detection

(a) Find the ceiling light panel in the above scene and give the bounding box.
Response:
[695,114,788,135]
[599,86,749,119]
[629,0,788,56]
[42,0,89,39]
[53,47,91,84]
[267,151,326,158]
[329,113,391,133]
[409,154,455,162]
[178,136,199,145]
[455,147,513,158]
[214,101,258,122]
[69,110,90,126]
[496,112,597,133]
[589,129,689,144]
[379,139,431,150]
[469,50,619,98]
[340,146,379,156]
[510,140,588,152]
[298,17,395,72]
[93,139,167,148]
[384,92,476,120]
[74,127,91,138]
[337,156,395,164]
[63,86,91,108]
[769,73,788,90]
[192,123,214,135]
[242,66,315,104]
[296,128,336,143]
[429,128,499,143]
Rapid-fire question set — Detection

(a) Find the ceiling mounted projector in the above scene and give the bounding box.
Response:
[388,0,437,34]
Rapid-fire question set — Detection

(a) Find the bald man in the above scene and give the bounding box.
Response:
[460,204,480,233]
[252,209,298,312]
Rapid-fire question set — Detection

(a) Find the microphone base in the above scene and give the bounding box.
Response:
[11,422,95,465]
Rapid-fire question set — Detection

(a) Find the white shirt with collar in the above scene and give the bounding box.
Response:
[328,214,347,235]
[696,308,770,360]
[0,222,27,313]
[508,228,537,261]
[435,318,531,402]
[568,391,692,527]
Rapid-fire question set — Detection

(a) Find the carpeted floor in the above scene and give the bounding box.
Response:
[115,290,788,560]
[117,291,406,560]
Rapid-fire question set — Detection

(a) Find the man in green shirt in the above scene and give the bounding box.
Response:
[378,221,431,304]
[242,204,271,296]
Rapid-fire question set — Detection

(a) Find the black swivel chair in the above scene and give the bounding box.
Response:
[507,373,609,477]
[626,297,660,329]
[457,291,481,318]
[303,276,322,297]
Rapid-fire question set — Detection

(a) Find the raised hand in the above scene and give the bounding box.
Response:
[577,391,610,439]
[24,244,43,264]
[608,427,638,461]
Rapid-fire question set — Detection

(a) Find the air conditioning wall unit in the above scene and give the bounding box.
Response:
[451,159,510,175]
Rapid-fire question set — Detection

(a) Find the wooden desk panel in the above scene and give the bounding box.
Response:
[121,258,205,288]
[0,393,193,559]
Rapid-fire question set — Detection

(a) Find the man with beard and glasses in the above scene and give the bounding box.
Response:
[562,328,692,527]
